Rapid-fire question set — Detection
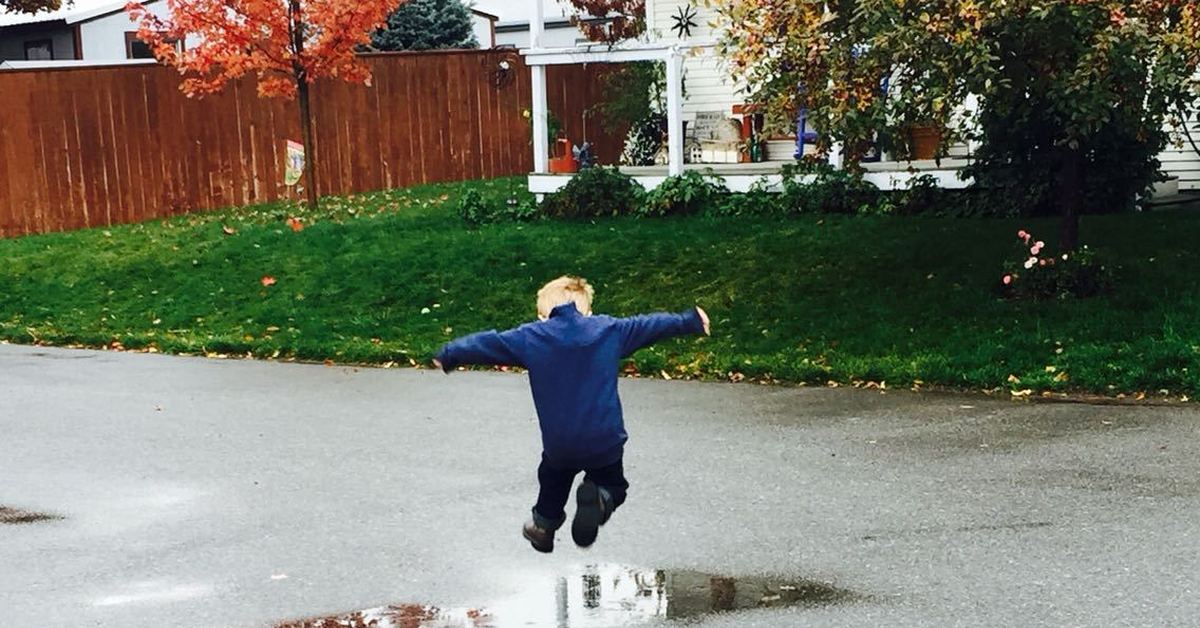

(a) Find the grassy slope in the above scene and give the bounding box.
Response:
[1,176,1197,396]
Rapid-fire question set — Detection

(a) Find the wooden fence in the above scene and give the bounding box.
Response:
[0,50,623,237]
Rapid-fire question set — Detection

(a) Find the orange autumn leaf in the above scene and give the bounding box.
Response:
[222,225,237,235]
[127,0,398,100]
[261,275,277,287]
[286,217,304,232]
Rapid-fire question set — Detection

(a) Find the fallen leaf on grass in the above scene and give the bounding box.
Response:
[286,217,304,232]
[1010,389,1033,397]
[222,225,237,235]
[261,275,277,287]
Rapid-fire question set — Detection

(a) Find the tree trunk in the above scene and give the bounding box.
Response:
[297,80,319,211]
[1057,145,1083,252]
[288,0,317,210]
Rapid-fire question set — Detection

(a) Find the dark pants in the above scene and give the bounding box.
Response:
[533,456,629,526]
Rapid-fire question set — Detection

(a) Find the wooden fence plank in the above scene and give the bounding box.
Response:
[0,51,618,236]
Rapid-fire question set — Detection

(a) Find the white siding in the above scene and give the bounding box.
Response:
[1161,109,1200,191]
[650,0,742,119]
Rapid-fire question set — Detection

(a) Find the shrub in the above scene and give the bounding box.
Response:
[640,171,729,217]
[540,167,644,219]
[712,179,779,216]
[780,163,880,215]
[457,189,541,227]
[998,229,1112,300]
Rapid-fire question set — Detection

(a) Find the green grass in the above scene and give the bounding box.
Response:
[1,176,1198,398]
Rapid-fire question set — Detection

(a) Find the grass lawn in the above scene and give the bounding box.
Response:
[1,176,1197,398]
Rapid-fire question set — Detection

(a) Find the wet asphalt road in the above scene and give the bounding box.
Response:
[2,343,1199,628]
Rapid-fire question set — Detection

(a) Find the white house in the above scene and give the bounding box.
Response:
[0,0,499,63]
[523,0,1200,194]
[477,0,593,49]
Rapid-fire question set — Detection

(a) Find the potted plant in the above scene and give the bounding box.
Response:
[907,122,942,160]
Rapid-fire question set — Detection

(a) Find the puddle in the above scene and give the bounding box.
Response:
[0,506,62,524]
[275,564,860,627]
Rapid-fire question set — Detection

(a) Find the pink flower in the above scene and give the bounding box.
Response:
[1017,230,1028,239]
[1031,245,1041,255]
[1039,259,1048,266]
[1002,275,1013,285]
[1024,258,1036,269]
[1035,241,1044,248]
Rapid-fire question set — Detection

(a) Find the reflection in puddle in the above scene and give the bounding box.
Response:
[0,505,61,524]
[276,564,859,627]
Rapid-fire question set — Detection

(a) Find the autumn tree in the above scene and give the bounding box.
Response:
[2,0,60,13]
[128,0,401,210]
[712,0,1200,250]
[565,0,645,44]
[371,0,477,51]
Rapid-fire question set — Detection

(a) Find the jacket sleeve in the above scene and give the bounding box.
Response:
[436,328,526,372]
[615,307,706,358]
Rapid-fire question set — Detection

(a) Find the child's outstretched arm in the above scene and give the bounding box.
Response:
[434,328,526,373]
[616,306,710,358]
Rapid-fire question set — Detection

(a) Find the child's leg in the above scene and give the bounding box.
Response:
[571,457,628,547]
[533,457,578,529]
[583,458,629,512]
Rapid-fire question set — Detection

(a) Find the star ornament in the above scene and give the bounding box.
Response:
[671,5,698,39]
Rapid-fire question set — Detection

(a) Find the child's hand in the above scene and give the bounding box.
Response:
[432,358,444,371]
[696,306,711,335]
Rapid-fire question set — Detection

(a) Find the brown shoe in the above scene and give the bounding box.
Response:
[523,520,555,553]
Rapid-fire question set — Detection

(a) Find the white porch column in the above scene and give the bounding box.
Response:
[665,50,684,176]
[530,0,544,48]
[531,65,549,174]
[829,142,844,170]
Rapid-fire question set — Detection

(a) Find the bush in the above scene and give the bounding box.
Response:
[540,167,644,219]
[640,171,729,217]
[457,189,540,227]
[998,229,1112,300]
[780,163,880,215]
[712,179,778,216]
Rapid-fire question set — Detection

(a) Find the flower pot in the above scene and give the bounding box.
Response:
[548,137,578,173]
[908,124,942,160]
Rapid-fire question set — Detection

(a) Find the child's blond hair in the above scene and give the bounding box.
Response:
[537,275,594,319]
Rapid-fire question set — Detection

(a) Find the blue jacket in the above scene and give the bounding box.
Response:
[436,303,706,468]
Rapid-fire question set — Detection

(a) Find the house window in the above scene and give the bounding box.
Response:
[125,31,181,59]
[24,39,54,61]
[125,32,155,59]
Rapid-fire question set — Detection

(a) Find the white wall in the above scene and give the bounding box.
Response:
[0,26,74,61]
[649,0,739,117]
[77,0,171,59]
[495,22,586,49]
[1161,107,1200,191]
[471,14,495,48]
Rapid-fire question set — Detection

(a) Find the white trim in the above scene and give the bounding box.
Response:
[665,52,684,176]
[66,0,157,25]
[529,0,544,49]
[0,58,156,70]
[531,65,549,173]
[529,166,972,194]
[521,41,714,65]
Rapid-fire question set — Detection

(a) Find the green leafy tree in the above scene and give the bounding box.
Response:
[712,0,1200,250]
[371,0,478,51]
